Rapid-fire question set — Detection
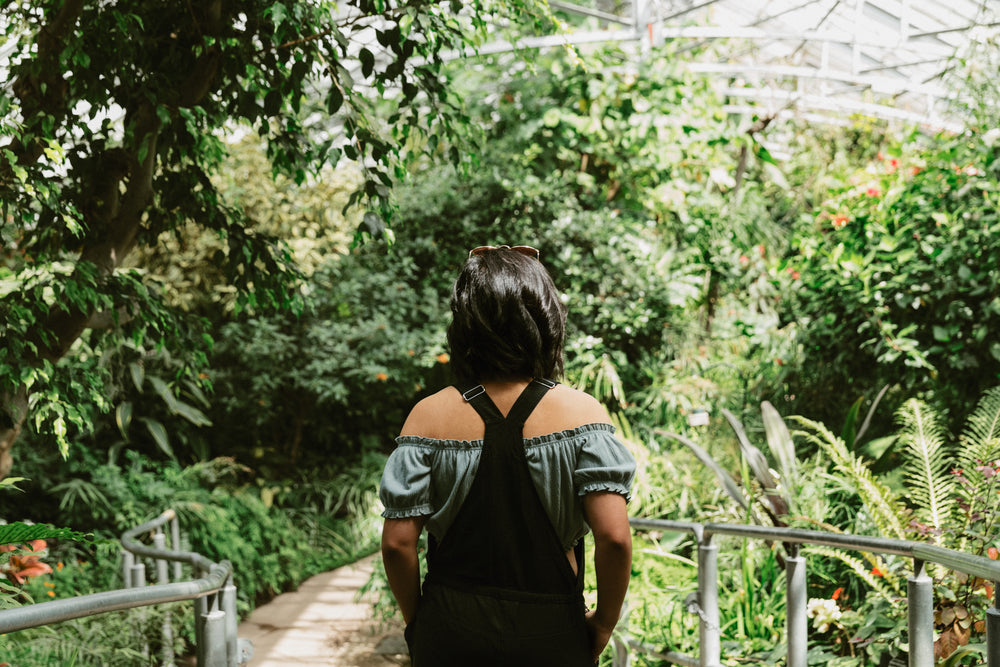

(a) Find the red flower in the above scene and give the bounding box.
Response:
[866,187,881,197]
[988,547,998,560]
[832,587,844,600]
[871,566,885,578]
[831,214,849,230]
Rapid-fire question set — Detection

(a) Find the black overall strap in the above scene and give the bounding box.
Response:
[426,378,582,599]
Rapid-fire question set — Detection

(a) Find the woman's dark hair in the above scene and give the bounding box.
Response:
[447,248,567,385]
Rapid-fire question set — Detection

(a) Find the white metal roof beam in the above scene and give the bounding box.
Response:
[688,61,949,96]
[550,1,634,26]
[909,20,1000,39]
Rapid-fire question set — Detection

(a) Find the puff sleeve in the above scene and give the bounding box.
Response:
[573,427,636,500]
[379,441,434,519]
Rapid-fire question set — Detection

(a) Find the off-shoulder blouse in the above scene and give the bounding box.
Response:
[379,422,636,551]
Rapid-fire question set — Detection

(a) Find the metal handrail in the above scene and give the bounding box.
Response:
[626,518,1000,667]
[0,509,251,667]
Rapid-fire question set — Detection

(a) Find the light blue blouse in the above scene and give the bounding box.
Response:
[379,423,636,551]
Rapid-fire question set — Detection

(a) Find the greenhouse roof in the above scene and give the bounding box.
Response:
[522,0,1000,131]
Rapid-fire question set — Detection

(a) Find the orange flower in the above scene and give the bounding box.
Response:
[871,566,885,578]
[866,187,881,197]
[988,547,998,560]
[3,540,52,584]
[832,587,844,600]
[436,353,450,364]
[375,372,388,382]
[831,214,849,229]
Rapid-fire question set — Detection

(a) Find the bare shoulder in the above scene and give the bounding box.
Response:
[399,387,474,438]
[550,384,612,422]
[525,384,612,436]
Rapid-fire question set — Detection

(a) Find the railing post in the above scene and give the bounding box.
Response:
[785,546,807,667]
[222,575,240,667]
[195,575,209,663]
[171,513,183,581]
[154,530,176,667]
[698,530,721,667]
[908,558,933,667]
[988,585,1000,667]
[131,561,150,661]
[122,549,135,588]
[201,609,229,667]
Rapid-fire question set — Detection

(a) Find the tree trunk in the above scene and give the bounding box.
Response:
[0,387,29,480]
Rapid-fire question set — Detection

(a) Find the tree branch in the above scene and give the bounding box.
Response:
[6,0,87,167]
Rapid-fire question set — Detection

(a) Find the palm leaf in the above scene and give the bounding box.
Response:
[897,398,955,534]
[791,417,907,540]
[657,430,750,512]
[762,401,798,493]
[722,408,789,519]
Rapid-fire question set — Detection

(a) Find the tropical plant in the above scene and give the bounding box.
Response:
[0,0,559,478]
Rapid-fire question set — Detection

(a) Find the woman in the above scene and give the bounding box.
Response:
[379,245,635,665]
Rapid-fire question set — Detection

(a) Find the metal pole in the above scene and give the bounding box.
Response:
[201,609,228,667]
[988,585,1000,667]
[171,514,183,581]
[131,562,150,661]
[222,576,239,667]
[908,559,933,667]
[785,548,807,667]
[122,550,134,588]
[153,530,176,667]
[698,533,721,667]
[195,586,208,664]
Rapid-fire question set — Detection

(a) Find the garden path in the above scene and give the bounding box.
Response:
[237,554,409,666]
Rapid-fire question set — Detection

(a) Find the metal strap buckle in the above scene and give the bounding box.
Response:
[534,378,557,389]
[462,385,486,402]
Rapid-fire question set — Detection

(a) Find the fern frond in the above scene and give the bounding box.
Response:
[791,417,907,540]
[962,385,1000,452]
[954,386,1000,551]
[803,544,903,598]
[896,399,956,535]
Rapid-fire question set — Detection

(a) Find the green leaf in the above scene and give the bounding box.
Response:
[129,362,144,391]
[140,417,174,459]
[116,401,133,440]
[360,48,375,78]
[327,87,343,115]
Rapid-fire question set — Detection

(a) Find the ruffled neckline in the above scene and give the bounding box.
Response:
[395,422,617,449]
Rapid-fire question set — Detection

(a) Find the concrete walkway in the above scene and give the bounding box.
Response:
[238,555,409,666]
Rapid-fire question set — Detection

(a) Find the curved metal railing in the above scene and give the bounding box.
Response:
[623,518,1000,667]
[0,509,251,667]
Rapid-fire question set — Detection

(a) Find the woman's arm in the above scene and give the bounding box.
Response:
[583,491,632,661]
[381,516,426,625]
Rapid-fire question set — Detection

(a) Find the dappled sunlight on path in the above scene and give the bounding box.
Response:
[238,554,409,666]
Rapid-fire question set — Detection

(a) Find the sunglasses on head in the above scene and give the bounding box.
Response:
[468,245,540,259]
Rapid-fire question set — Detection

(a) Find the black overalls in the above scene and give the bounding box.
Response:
[406,379,592,666]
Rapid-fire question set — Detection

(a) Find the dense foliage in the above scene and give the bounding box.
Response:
[3,6,1000,666]
[0,0,556,478]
